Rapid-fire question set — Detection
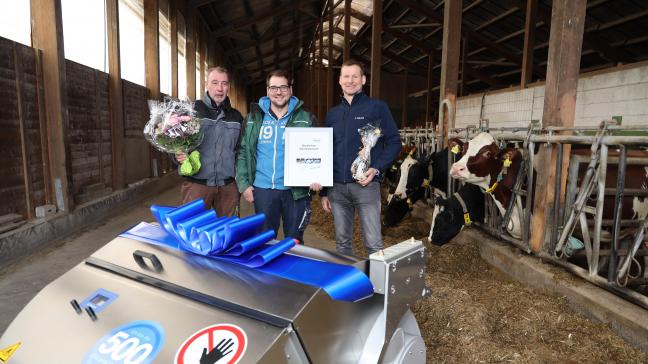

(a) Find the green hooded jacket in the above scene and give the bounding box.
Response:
[236,100,317,201]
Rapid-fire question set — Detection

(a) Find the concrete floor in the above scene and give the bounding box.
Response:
[0,184,335,335]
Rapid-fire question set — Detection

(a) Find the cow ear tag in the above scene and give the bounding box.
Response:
[422,179,430,188]
[463,213,472,225]
[451,145,460,154]
[503,158,512,167]
[375,128,382,135]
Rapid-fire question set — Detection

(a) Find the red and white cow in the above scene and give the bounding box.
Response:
[449,132,526,238]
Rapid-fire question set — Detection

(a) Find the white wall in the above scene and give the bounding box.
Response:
[454,63,648,129]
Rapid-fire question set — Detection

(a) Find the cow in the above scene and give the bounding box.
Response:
[383,138,465,227]
[449,132,527,238]
[428,183,485,246]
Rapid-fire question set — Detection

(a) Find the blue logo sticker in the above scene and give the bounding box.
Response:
[84,320,165,364]
[79,288,118,314]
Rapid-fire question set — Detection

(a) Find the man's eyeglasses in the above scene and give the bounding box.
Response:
[267,85,291,93]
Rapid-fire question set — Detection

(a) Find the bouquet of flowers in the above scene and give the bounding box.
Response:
[143,98,203,176]
[351,121,382,181]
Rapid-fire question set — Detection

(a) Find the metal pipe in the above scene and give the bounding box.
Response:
[525,141,534,248]
[609,145,626,283]
[537,252,648,311]
[551,143,563,253]
[591,144,608,275]
[474,223,531,254]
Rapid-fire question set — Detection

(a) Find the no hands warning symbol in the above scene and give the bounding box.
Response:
[175,324,247,364]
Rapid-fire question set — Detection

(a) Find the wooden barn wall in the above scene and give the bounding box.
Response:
[0,37,47,219]
[65,61,112,203]
[122,80,153,185]
[454,62,648,129]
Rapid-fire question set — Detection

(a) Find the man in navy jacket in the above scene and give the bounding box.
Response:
[320,59,401,256]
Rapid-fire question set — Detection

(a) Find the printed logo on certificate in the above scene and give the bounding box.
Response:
[284,127,333,187]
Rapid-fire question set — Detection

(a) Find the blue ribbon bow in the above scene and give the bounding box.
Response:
[119,200,374,302]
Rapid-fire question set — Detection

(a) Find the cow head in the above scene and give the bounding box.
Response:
[393,154,426,200]
[428,195,462,246]
[428,184,485,245]
[449,132,500,190]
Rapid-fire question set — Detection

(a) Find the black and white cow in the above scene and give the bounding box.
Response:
[428,183,485,245]
[383,138,465,227]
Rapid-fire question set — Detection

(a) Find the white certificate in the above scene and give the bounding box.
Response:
[284,127,333,187]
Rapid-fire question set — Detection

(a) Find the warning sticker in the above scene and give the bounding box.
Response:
[175,324,247,364]
[0,342,21,363]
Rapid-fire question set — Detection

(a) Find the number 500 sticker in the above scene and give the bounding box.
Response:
[84,320,165,364]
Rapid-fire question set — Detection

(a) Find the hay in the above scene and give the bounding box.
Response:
[309,195,648,363]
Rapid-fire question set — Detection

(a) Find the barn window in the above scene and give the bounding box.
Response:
[61,0,108,72]
[195,49,201,98]
[0,0,31,46]
[159,0,171,95]
[119,0,145,85]
[177,10,187,99]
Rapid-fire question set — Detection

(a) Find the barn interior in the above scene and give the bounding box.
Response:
[1,0,648,362]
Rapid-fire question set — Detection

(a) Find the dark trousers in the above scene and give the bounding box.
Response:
[180,181,240,217]
[253,188,311,243]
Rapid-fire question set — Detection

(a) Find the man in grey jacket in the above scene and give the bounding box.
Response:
[175,66,244,217]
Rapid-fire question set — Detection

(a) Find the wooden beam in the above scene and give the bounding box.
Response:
[334,7,371,23]
[243,43,295,67]
[30,0,71,211]
[395,0,545,78]
[343,0,351,61]
[145,0,160,100]
[401,70,408,127]
[460,37,467,95]
[370,0,382,98]
[106,0,125,190]
[225,18,318,55]
[14,43,32,218]
[530,0,586,253]
[382,27,441,82]
[211,0,317,38]
[170,0,178,97]
[521,0,537,87]
[339,29,427,74]
[327,0,334,110]
[186,6,196,99]
[425,53,434,127]
[318,22,324,122]
[439,0,462,147]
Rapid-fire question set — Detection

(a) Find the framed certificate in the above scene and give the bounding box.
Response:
[284,127,333,187]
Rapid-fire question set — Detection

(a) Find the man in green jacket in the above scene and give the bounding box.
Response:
[236,69,320,243]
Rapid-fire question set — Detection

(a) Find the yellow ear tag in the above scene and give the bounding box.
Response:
[375,128,382,135]
[463,213,472,225]
[422,179,430,188]
[451,145,460,154]
[407,198,413,208]
[503,158,512,168]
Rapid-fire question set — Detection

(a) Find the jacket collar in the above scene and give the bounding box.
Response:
[203,92,232,111]
[341,91,367,106]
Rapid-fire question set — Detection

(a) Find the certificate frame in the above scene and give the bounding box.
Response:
[284,127,333,187]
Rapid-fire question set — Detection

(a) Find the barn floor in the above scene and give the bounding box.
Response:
[309,195,648,363]
[1,184,647,362]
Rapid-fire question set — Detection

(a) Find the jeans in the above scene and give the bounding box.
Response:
[327,182,383,256]
[253,188,311,243]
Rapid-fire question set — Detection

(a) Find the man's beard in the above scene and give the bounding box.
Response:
[271,98,288,109]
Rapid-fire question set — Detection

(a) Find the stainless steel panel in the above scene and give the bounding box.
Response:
[0,263,286,363]
[89,236,320,324]
[294,291,385,364]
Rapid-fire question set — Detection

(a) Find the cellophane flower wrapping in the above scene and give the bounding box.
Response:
[351,122,382,181]
[143,98,203,154]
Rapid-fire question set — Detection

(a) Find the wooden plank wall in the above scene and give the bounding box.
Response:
[65,61,112,202]
[0,38,47,218]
